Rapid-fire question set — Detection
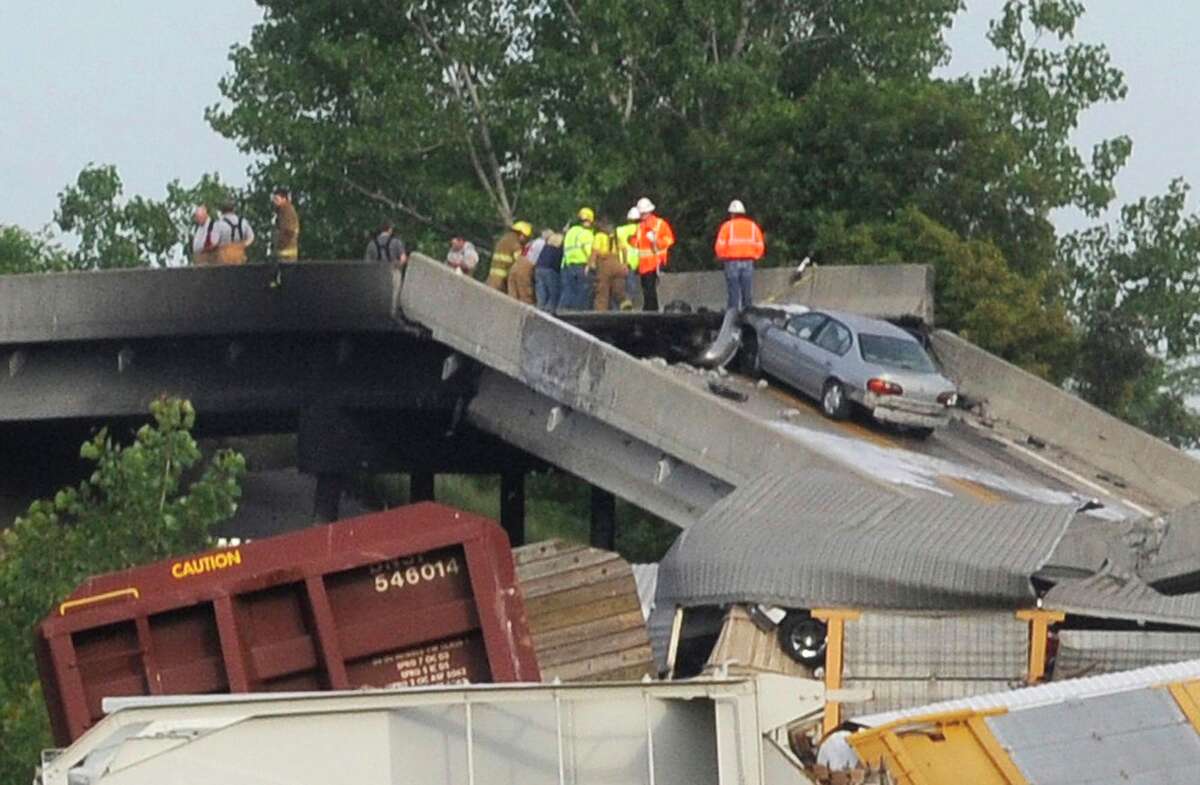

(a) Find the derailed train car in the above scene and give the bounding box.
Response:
[35,502,540,745]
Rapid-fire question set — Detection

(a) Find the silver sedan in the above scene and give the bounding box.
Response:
[741,306,958,437]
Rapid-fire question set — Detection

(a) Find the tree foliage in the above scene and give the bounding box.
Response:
[0,225,68,275]
[53,164,236,268]
[1062,179,1200,446]
[813,207,1076,379]
[0,399,245,783]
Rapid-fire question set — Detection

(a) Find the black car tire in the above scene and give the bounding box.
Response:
[778,614,828,666]
[821,379,851,420]
[911,426,936,440]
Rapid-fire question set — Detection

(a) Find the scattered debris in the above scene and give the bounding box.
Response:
[780,408,802,421]
[708,381,748,402]
[757,378,769,389]
[1026,434,1047,449]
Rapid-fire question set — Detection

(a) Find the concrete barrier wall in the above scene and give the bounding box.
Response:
[399,255,850,489]
[658,264,935,324]
[0,262,397,345]
[932,329,1200,510]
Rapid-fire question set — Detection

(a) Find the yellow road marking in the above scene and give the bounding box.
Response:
[940,476,1004,505]
[757,381,1004,503]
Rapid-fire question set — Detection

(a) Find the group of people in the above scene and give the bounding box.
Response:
[481,196,765,313]
[191,189,299,270]
[189,188,766,313]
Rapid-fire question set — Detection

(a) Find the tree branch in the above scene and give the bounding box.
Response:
[732,0,753,58]
[410,11,513,226]
[343,177,490,253]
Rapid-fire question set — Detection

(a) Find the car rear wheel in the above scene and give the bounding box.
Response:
[911,426,935,440]
[821,379,851,420]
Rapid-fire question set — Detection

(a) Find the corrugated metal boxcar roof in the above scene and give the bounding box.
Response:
[655,471,1075,612]
[1045,568,1200,627]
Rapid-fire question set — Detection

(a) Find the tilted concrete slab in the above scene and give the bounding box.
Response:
[657,264,935,324]
[467,371,732,528]
[932,329,1200,511]
[0,262,399,345]
[399,254,854,489]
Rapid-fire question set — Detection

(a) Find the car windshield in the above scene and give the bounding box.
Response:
[859,333,936,373]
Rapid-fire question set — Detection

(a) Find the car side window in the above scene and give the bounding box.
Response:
[785,313,827,341]
[814,320,853,356]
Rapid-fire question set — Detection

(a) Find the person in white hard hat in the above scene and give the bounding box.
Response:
[632,197,675,311]
[713,199,765,311]
[616,207,641,308]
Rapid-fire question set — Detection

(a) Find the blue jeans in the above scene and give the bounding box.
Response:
[535,267,561,312]
[625,270,639,304]
[724,260,754,310]
[560,265,591,310]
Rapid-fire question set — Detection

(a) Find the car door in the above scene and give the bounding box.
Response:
[810,319,854,389]
[776,312,828,395]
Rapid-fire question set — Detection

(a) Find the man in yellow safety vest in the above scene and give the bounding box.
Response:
[561,207,596,310]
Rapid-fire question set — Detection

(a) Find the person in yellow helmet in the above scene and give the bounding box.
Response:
[561,207,596,310]
[592,218,632,311]
[507,223,537,305]
[489,220,532,291]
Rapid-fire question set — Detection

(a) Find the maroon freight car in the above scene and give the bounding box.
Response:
[35,502,540,745]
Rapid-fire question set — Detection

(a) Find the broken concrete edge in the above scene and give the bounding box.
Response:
[398,254,851,490]
[931,329,1200,511]
[0,261,398,345]
[658,264,935,326]
[467,371,732,528]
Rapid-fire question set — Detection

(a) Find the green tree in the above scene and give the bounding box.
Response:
[0,225,68,275]
[54,164,233,268]
[0,399,245,783]
[208,0,545,259]
[1061,179,1200,446]
[813,207,1076,379]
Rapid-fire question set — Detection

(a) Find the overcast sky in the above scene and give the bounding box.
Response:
[2,1,1196,236]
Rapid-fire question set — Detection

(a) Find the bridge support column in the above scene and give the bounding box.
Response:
[313,474,346,523]
[590,487,616,551]
[410,472,435,502]
[500,472,525,547]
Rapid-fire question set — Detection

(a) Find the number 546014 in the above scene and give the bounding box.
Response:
[373,557,460,593]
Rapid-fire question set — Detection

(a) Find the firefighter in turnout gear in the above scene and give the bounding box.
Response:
[507,226,537,305]
[592,220,631,311]
[489,221,532,291]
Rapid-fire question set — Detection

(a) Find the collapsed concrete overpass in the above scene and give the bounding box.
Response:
[3,257,1200,553]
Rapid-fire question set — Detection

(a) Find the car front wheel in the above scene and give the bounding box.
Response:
[821,379,851,420]
[778,614,828,666]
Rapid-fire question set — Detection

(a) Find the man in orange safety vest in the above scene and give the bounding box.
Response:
[714,199,765,311]
[632,196,675,312]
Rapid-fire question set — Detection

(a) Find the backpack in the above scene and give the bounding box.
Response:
[374,235,392,263]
